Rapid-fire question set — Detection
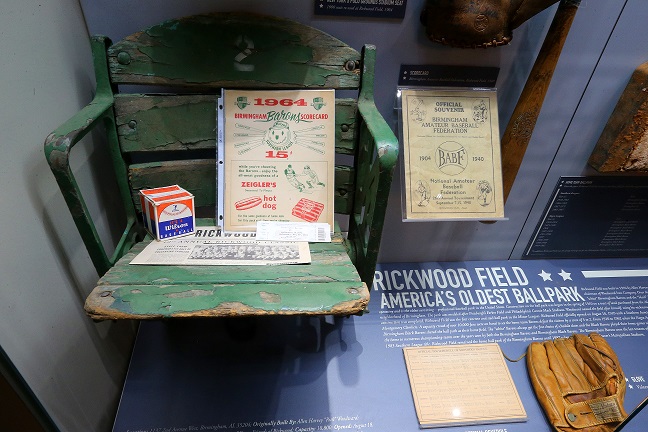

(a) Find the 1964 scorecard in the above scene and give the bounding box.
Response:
[221,89,336,232]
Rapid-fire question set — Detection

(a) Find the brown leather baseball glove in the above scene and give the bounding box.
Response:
[421,0,562,48]
[527,333,628,431]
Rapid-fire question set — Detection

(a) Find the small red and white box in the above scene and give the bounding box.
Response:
[139,185,195,241]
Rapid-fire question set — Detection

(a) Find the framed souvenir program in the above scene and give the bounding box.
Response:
[398,88,504,221]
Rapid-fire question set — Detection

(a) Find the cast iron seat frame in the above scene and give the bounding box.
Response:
[44,12,398,320]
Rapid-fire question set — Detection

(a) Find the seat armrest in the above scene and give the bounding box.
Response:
[350,45,399,287]
[44,95,138,276]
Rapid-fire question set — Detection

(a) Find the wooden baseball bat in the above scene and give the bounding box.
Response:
[501,0,581,202]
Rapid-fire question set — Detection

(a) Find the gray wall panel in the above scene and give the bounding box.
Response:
[513,0,647,257]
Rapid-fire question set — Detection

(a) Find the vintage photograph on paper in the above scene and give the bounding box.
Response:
[400,88,504,220]
[130,227,310,266]
[222,89,336,232]
[403,343,526,428]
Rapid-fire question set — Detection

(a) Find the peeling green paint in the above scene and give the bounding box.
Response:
[98,281,366,318]
[109,13,360,88]
[99,235,361,286]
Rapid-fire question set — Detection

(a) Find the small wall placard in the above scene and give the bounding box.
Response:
[525,176,648,258]
[314,0,407,19]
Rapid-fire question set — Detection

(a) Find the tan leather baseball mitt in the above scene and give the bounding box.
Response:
[527,333,628,431]
[421,0,562,48]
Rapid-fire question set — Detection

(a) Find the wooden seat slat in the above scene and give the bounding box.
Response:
[107,13,361,89]
[115,95,358,155]
[85,281,368,320]
[97,232,360,286]
[128,161,355,215]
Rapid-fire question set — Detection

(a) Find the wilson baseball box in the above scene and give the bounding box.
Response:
[139,185,195,241]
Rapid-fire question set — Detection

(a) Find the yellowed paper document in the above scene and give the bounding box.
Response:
[130,227,311,266]
[401,89,504,220]
[403,343,526,428]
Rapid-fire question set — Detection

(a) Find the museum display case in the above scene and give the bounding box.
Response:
[12,0,648,431]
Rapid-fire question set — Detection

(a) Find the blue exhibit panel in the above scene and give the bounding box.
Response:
[113,258,648,432]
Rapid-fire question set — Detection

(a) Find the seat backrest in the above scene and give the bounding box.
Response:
[108,13,361,89]
[104,12,364,219]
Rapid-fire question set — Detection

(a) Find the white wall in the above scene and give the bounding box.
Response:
[0,1,136,431]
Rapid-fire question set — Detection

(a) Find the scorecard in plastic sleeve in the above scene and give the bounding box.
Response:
[220,89,336,232]
[139,185,195,241]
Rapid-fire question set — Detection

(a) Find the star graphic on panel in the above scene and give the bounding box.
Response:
[539,270,552,281]
[558,269,572,281]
